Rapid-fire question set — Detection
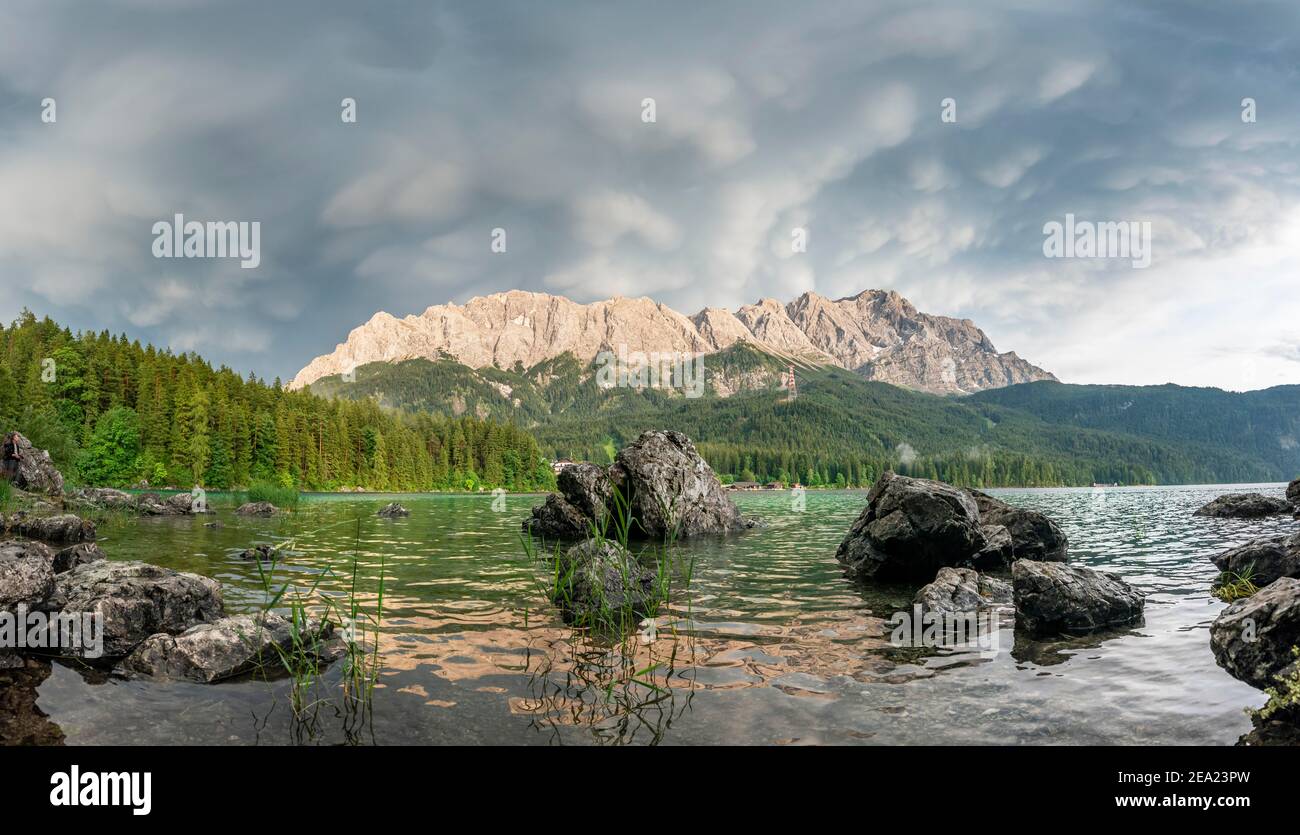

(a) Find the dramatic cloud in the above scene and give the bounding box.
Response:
[0,0,1297,390]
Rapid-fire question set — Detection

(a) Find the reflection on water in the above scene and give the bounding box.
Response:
[18,484,1297,745]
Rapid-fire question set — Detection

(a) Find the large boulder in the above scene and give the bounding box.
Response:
[1211,533,1300,588]
[64,487,138,512]
[1012,559,1145,636]
[6,512,96,544]
[966,489,1068,562]
[913,567,1012,617]
[1287,478,1300,506]
[52,542,106,574]
[1210,577,1300,691]
[7,433,63,495]
[0,540,57,612]
[1194,492,1292,519]
[973,524,1015,569]
[552,539,657,626]
[235,501,278,517]
[51,561,223,658]
[525,431,753,540]
[121,612,335,683]
[836,471,987,582]
[612,431,750,539]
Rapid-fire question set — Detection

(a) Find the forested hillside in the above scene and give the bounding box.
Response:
[0,312,555,492]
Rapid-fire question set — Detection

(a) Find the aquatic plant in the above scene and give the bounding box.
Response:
[1255,646,1300,721]
[1212,566,1260,602]
[244,479,301,510]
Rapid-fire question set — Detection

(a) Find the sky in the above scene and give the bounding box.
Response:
[1,0,1298,390]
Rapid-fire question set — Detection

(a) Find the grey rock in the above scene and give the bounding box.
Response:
[52,542,106,574]
[967,489,1068,562]
[611,430,749,539]
[7,433,63,495]
[526,431,752,540]
[64,487,137,512]
[973,524,1015,568]
[1012,559,1145,636]
[1194,493,1292,519]
[1287,478,1300,506]
[120,612,335,683]
[836,471,987,582]
[6,512,97,544]
[0,540,57,610]
[238,544,278,562]
[913,567,1012,617]
[376,502,409,518]
[1211,532,1300,588]
[1210,577,1300,691]
[235,501,278,516]
[52,561,223,658]
[553,539,657,625]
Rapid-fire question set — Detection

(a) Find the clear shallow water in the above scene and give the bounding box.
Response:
[22,484,1298,745]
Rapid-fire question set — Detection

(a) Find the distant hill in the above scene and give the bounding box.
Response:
[306,346,1293,487]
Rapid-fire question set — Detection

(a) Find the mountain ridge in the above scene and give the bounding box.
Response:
[289,288,1055,395]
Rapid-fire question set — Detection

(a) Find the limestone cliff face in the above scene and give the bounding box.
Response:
[289,288,1055,395]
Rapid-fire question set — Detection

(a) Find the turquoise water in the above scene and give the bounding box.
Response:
[23,484,1295,745]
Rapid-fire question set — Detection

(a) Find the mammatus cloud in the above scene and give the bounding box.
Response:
[0,0,1297,391]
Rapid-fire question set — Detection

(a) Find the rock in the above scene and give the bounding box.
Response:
[6,432,63,495]
[120,613,335,683]
[0,658,65,745]
[376,502,409,518]
[524,493,591,539]
[973,524,1015,568]
[165,492,205,514]
[51,561,223,658]
[913,567,1012,616]
[238,544,278,562]
[1210,577,1300,691]
[1012,559,1145,636]
[1194,493,1292,519]
[64,486,137,512]
[525,431,753,540]
[1210,533,1300,588]
[6,512,97,544]
[610,430,750,539]
[966,489,1068,562]
[235,501,278,516]
[836,471,987,582]
[1287,478,1300,506]
[0,540,57,611]
[552,539,657,625]
[556,463,614,528]
[52,542,106,574]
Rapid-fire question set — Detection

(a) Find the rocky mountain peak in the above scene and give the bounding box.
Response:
[290,288,1056,395]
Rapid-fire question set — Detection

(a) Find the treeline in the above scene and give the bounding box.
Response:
[0,312,556,492]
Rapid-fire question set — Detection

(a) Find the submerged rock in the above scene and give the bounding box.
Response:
[121,612,335,683]
[0,658,65,745]
[913,567,1012,617]
[1210,577,1300,691]
[552,539,657,625]
[238,544,278,562]
[6,512,97,544]
[235,501,278,517]
[52,542,106,574]
[1012,559,1145,636]
[1194,493,1292,519]
[376,502,410,518]
[526,431,754,540]
[51,560,223,658]
[966,489,1068,562]
[7,432,63,496]
[836,471,987,582]
[0,540,57,611]
[1211,532,1300,588]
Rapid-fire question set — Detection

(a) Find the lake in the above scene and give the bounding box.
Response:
[17,484,1295,745]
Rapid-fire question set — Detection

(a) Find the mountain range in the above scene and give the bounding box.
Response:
[289,289,1055,395]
